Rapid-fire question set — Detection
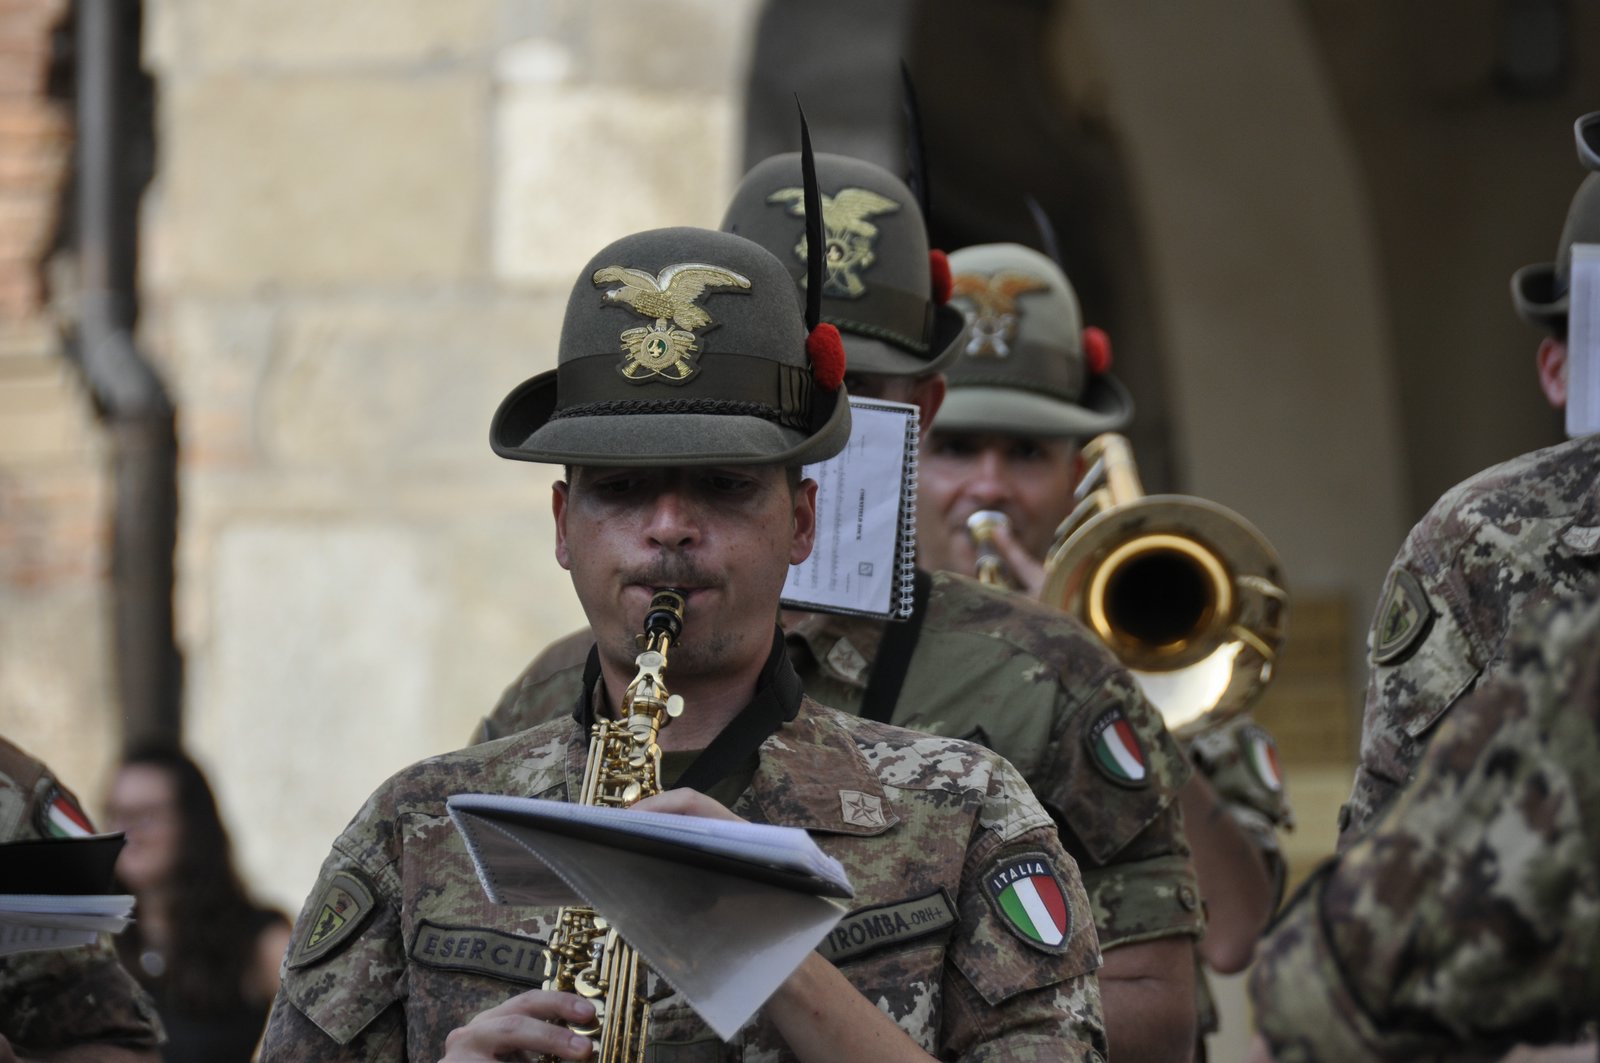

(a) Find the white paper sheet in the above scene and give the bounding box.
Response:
[448,795,851,1041]
[1568,243,1600,438]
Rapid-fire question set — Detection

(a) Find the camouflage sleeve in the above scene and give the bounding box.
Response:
[0,741,164,1052]
[1187,713,1293,904]
[1338,526,1484,851]
[1051,670,1203,950]
[1251,599,1600,1062]
[259,793,408,1061]
[943,759,1108,1062]
[0,939,165,1052]
[473,629,592,744]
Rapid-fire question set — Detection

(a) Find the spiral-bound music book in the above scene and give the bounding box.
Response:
[782,397,920,620]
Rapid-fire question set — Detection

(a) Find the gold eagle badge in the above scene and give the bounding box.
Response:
[767,187,900,298]
[593,262,752,382]
[951,271,1049,357]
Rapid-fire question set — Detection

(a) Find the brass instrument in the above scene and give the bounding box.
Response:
[1042,434,1287,737]
[540,589,687,1062]
[966,510,1012,587]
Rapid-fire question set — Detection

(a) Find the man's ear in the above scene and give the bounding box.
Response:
[790,477,819,565]
[911,373,948,443]
[552,479,573,571]
[1537,336,1568,410]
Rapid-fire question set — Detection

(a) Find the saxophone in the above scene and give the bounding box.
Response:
[540,588,687,1062]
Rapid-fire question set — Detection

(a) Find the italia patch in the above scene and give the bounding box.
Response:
[1239,725,1283,794]
[410,920,547,986]
[983,852,1072,953]
[36,786,94,838]
[288,870,376,969]
[815,889,957,965]
[1372,569,1433,665]
[1085,707,1149,787]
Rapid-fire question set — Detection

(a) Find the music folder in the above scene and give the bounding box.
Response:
[448,794,851,1040]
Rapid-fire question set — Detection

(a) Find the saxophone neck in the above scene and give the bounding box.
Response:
[621,588,688,719]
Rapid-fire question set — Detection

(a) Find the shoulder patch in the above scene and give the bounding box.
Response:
[35,785,95,838]
[982,851,1073,954]
[289,870,377,969]
[816,889,957,965]
[1237,724,1283,793]
[1372,568,1434,665]
[1085,707,1149,787]
[409,920,547,986]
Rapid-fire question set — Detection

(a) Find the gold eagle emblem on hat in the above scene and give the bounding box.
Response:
[593,262,752,383]
[767,187,900,298]
[951,271,1049,357]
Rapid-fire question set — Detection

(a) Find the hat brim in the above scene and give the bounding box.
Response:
[490,369,852,467]
[836,303,969,377]
[933,373,1133,439]
[1511,262,1569,330]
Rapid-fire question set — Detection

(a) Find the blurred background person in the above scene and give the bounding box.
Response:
[105,749,289,1063]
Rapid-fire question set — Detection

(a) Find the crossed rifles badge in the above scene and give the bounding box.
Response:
[952,271,1049,357]
[594,262,751,383]
[767,187,900,298]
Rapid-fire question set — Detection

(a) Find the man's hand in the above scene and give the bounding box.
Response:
[630,788,745,823]
[1245,1033,1276,1063]
[440,990,598,1061]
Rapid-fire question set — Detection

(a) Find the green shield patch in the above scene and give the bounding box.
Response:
[1372,568,1434,665]
[289,869,377,969]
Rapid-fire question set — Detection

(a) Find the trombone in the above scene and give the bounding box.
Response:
[969,433,1288,737]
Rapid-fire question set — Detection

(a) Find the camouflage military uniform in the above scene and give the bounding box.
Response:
[263,689,1108,1061]
[483,571,1203,954]
[0,737,164,1053]
[1250,592,1600,1061]
[1184,712,1294,1036]
[1337,433,1600,850]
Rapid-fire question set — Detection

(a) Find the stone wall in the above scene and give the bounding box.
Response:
[141,0,760,913]
[0,0,122,811]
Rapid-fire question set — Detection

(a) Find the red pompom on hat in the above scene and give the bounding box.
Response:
[928,249,952,305]
[1082,326,1112,376]
[807,323,846,391]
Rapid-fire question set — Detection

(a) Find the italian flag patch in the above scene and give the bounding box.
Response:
[1086,708,1148,787]
[40,787,95,838]
[985,852,1072,953]
[1241,725,1283,793]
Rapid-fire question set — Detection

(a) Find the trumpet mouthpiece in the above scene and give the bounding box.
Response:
[967,510,1010,539]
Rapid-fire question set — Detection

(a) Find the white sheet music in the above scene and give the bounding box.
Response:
[1569,243,1600,438]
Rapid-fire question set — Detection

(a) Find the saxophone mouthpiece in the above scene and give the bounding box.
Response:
[645,588,688,641]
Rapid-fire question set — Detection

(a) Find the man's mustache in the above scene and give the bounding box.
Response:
[622,557,724,591]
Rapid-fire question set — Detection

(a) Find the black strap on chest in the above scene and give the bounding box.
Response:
[572,627,802,793]
[859,568,932,724]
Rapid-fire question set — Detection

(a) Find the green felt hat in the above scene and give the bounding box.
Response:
[490,227,850,467]
[1512,112,1600,332]
[935,243,1132,439]
[721,152,966,377]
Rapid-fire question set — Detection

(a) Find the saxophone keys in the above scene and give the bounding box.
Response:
[620,780,643,804]
[666,694,684,717]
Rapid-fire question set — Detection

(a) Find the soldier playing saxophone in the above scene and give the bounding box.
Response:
[259,226,1107,1062]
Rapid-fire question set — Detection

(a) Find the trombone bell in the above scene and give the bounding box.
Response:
[1043,435,1288,737]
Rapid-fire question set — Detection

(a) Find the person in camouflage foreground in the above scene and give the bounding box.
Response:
[478,154,1201,1061]
[1336,113,1600,850]
[1248,590,1600,1061]
[259,225,1107,1061]
[0,737,164,1060]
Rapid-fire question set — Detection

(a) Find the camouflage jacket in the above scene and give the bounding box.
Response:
[480,572,1202,953]
[1250,592,1600,1062]
[262,696,1108,1062]
[0,737,164,1052]
[1184,712,1295,1036]
[1338,433,1600,849]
